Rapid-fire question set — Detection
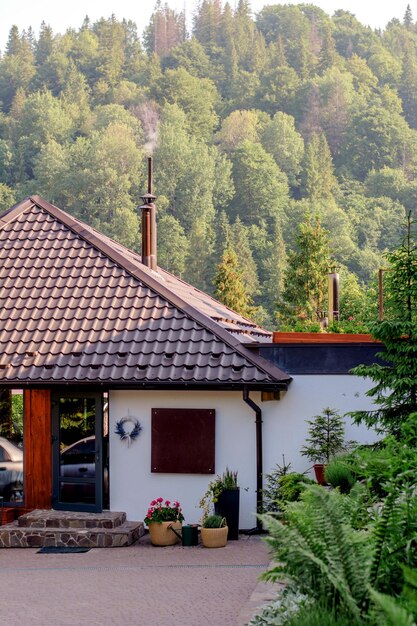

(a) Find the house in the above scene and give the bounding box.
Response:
[0,193,379,535]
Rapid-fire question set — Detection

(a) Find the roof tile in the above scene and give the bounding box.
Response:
[0,196,291,388]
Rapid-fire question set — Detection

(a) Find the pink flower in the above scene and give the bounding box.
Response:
[150,500,157,506]
[165,500,171,506]
[173,501,180,507]
[157,497,163,503]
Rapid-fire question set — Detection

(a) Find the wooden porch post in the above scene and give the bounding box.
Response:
[24,390,52,509]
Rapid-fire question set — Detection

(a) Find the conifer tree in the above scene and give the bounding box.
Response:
[351,216,417,435]
[280,214,330,325]
[302,133,337,201]
[403,4,413,29]
[213,246,254,317]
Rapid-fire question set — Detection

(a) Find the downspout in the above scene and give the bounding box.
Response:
[243,386,263,531]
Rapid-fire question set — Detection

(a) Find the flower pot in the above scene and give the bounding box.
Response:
[148,521,182,546]
[201,526,228,548]
[314,463,327,485]
[214,488,240,540]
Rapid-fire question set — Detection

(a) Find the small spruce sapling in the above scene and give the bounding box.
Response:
[301,407,347,464]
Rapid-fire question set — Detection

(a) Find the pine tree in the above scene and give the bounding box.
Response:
[213,246,254,317]
[351,216,417,435]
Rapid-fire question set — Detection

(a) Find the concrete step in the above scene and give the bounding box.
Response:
[0,519,144,548]
[17,509,127,529]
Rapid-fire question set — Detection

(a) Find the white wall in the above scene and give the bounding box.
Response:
[109,377,378,528]
[261,375,379,480]
[109,390,257,528]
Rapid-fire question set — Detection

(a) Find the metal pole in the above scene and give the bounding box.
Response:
[379,269,384,321]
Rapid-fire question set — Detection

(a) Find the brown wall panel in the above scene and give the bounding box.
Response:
[24,389,52,509]
[151,408,215,474]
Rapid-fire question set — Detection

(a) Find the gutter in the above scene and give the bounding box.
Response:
[243,386,263,532]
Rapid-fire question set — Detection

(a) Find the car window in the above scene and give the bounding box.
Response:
[0,445,11,463]
[61,439,95,465]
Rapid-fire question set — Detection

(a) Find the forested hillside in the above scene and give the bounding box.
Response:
[1,2,416,329]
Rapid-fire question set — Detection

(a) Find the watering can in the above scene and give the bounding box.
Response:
[170,523,199,546]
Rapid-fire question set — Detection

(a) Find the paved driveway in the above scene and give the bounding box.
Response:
[0,534,275,626]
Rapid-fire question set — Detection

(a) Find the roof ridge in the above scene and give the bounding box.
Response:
[3,195,290,386]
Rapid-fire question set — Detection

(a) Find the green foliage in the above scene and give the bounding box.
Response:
[202,514,226,528]
[262,468,314,516]
[199,467,238,519]
[351,217,417,434]
[324,459,356,494]
[280,214,330,326]
[301,407,347,464]
[285,603,365,626]
[1,9,417,321]
[248,589,311,626]
[213,246,254,318]
[261,486,372,621]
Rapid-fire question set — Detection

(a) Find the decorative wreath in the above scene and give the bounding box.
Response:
[115,417,142,447]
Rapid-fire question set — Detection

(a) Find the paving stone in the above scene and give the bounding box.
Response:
[0,533,274,626]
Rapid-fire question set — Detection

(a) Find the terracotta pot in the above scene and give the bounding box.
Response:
[314,463,327,485]
[148,521,182,546]
[201,526,228,548]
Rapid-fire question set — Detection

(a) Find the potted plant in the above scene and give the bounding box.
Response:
[300,407,349,485]
[144,498,184,546]
[199,468,240,540]
[200,514,228,548]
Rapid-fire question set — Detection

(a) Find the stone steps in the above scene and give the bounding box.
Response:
[0,509,145,548]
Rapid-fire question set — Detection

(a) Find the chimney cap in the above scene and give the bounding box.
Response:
[141,192,156,204]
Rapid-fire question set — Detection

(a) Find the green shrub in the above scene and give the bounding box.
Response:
[285,603,366,626]
[262,466,313,516]
[248,589,310,626]
[325,459,356,494]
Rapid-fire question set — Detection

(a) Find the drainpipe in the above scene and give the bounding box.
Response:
[243,387,263,531]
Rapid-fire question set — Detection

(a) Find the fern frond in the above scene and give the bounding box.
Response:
[369,587,416,626]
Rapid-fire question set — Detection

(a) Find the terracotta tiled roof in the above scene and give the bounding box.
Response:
[0,196,291,388]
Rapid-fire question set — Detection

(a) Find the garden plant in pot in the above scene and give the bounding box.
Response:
[201,514,228,548]
[300,407,351,485]
[199,468,240,540]
[144,498,184,546]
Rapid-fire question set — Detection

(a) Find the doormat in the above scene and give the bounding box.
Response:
[37,546,91,554]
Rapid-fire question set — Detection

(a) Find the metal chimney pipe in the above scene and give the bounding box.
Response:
[139,157,157,271]
[328,268,339,322]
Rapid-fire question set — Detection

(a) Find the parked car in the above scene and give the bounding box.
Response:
[60,436,108,503]
[0,436,23,502]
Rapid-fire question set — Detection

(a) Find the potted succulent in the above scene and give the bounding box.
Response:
[199,468,240,540]
[144,498,184,546]
[201,514,228,548]
[301,407,350,485]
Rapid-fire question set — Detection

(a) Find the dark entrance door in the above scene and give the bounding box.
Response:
[52,392,105,512]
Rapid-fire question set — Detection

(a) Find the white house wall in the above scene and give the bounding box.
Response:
[109,378,377,528]
[262,375,379,480]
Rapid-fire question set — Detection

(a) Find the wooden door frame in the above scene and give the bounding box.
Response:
[24,389,52,510]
